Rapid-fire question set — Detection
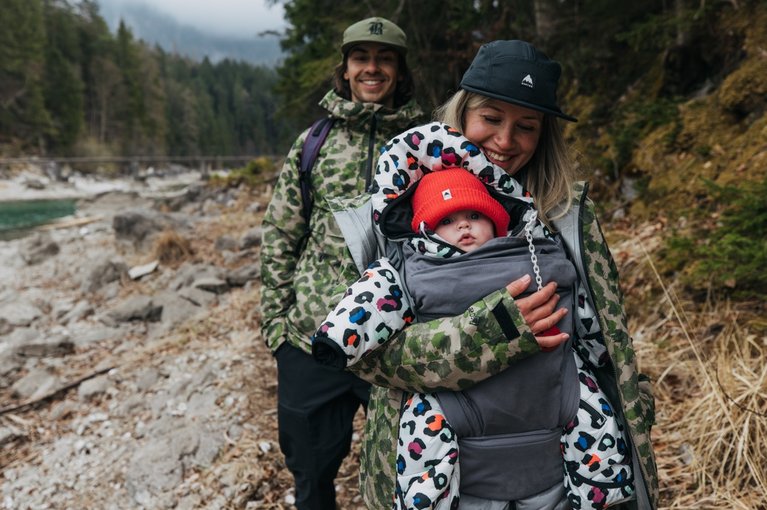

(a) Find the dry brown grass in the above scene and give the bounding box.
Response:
[152,229,194,266]
[616,224,767,509]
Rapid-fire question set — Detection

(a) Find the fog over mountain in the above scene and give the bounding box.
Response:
[97,0,283,66]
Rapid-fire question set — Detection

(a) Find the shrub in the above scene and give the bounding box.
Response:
[153,230,194,266]
[208,156,277,189]
[661,176,767,299]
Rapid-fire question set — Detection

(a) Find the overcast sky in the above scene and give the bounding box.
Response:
[104,0,287,38]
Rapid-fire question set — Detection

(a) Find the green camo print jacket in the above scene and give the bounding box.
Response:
[350,182,659,510]
[260,91,424,354]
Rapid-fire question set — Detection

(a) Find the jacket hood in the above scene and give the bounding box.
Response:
[320,90,424,128]
[371,122,540,246]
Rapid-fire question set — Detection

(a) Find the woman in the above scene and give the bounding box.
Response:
[348,40,658,509]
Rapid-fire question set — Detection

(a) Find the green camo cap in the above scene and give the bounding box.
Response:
[341,17,407,55]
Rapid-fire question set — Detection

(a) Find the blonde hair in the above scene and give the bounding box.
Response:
[434,90,575,226]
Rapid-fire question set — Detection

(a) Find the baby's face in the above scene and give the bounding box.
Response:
[434,210,495,252]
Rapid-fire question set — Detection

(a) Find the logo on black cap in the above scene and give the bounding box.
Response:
[521,74,534,89]
[368,21,383,35]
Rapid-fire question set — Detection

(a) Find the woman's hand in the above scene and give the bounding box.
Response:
[505,274,569,351]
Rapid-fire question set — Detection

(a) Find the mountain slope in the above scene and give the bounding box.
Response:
[97,0,283,66]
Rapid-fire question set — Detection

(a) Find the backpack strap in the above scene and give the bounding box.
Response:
[551,182,591,301]
[330,196,383,275]
[299,116,335,228]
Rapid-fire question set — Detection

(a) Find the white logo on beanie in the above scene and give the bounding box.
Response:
[441,189,453,201]
[521,74,534,88]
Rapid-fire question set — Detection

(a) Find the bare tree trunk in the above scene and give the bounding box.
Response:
[675,0,688,46]
[534,0,557,42]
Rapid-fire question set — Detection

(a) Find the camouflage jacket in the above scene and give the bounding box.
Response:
[350,182,659,509]
[260,91,424,354]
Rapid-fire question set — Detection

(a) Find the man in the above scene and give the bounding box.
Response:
[260,17,424,510]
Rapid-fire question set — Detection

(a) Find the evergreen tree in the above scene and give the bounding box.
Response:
[0,0,51,150]
[42,0,85,153]
[77,0,118,145]
[114,21,144,154]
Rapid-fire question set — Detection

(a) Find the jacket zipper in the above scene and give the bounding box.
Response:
[365,112,378,192]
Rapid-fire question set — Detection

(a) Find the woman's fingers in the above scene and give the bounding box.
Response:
[531,306,568,334]
[505,279,569,346]
[511,281,558,315]
[505,274,532,298]
[535,330,570,351]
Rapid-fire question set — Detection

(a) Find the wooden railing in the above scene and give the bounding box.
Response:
[0,155,278,175]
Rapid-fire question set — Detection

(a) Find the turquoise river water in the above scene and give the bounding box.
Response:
[0,199,76,240]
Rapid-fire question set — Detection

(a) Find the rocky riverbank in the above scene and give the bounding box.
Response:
[0,170,366,509]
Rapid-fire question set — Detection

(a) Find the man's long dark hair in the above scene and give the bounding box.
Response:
[332,52,415,108]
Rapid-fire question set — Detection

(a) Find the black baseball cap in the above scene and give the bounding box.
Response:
[460,40,577,122]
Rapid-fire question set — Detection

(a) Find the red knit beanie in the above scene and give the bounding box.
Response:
[411,168,510,236]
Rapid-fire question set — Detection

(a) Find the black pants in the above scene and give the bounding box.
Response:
[276,342,371,510]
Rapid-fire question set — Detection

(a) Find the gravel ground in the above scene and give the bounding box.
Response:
[0,174,366,510]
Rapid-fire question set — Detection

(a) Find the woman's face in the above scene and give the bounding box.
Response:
[463,99,544,175]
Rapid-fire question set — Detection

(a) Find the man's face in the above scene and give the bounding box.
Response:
[343,43,401,107]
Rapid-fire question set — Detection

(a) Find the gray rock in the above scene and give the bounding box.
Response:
[186,390,219,418]
[192,277,229,295]
[0,426,25,446]
[51,298,75,320]
[135,367,161,391]
[193,429,224,467]
[0,345,24,385]
[77,375,111,400]
[70,326,117,346]
[157,292,201,327]
[239,227,262,250]
[226,263,260,287]
[96,312,118,328]
[3,327,39,346]
[0,317,10,335]
[77,190,153,217]
[12,333,74,358]
[126,419,221,500]
[168,263,224,291]
[98,280,122,300]
[82,255,128,293]
[107,295,162,322]
[178,287,217,307]
[112,209,190,251]
[126,435,184,501]
[214,235,237,252]
[128,259,159,280]
[19,232,60,265]
[23,177,46,190]
[61,300,94,324]
[0,300,43,328]
[49,400,78,420]
[112,209,167,249]
[117,393,147,417]
[176,495,203,510]
[11,367,60,400]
